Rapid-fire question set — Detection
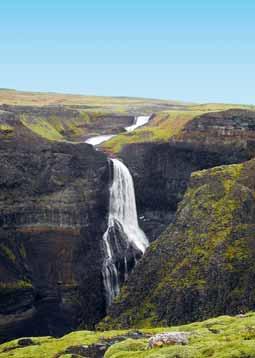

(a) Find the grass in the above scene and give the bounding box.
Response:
[0,89,187,113]
[0,123,14,138]
[0,123,13,132]
[20,112,92,141]
[105,313,255,358]
[2,89,255,146]
[1,313,255,357]
[0,280,32,293]
[0,244,16,262]
[188,103,255,112]
[102,110,205,153]
[102,104,255,153]
[21,115,65,141]
[0,330,130,358]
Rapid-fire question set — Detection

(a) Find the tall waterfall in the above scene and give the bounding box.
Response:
[102,159,149,307]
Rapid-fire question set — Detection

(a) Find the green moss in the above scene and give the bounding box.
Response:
[0,244,16,262]
[48,111,92,138]
[105,314,255,358]
[0,330,129,358]
[20,111,104,141]
[0,280,32,291]
[1,313,255,357]
[102,110,201,153]
[101,106,255,154]
[21,115,64,141]
[154,164,243,291]
[105,160,255,329]
[0,123,14,137]
[19,244,27,259]
[0,123,13,131]
[188,103,255,112]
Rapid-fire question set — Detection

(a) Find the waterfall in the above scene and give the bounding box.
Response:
[125,115,151,132]
[85,115,151,147]
[102,158,149,307]
[85,134,116,146]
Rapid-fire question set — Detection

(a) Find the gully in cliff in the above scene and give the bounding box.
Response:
[102,158,149,307]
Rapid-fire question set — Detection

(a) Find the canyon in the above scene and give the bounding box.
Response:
[1,91,255,353]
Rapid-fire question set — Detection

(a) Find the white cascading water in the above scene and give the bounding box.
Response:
[102,158,149,307]
[125,115,151,132]
[85,115,151,147]
[85,134,116,146]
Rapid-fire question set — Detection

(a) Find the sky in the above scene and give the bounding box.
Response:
[0,0,254,103]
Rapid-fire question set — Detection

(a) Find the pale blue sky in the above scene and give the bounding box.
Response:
[0,0,254,103]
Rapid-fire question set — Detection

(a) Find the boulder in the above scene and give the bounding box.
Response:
[148,332,189,348]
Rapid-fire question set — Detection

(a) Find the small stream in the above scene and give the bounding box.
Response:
[85,134,116,146]
[85,115,151,146]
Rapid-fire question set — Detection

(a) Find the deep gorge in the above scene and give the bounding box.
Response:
[1,105,255,347]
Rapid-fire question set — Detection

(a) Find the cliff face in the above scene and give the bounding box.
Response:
[119,109,255,241]
[2,106,255,341]
[0,112,109,342]
[0,104,134,142]
[102,158,255,329]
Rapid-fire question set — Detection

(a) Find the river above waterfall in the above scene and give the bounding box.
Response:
[85,115,151,146]
[125,115,151,132]
[84,115,151,306]
[85,134,116,146]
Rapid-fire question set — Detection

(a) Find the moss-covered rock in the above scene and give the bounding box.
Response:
[102,110,199,153]
[102,107,255,154]
[1,313,255,357]
[114,109,255,243]
[101,159,255,328]
[0,104,136,142]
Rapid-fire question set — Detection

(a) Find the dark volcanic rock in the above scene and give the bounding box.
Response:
[0,104,135,140]
[0,117,110,342]
[64,343,108,358]
[101,159,255,328]
[17,338,35,347]
[57,331,151,358]
[119,109,255,241]
[83,114,134,138]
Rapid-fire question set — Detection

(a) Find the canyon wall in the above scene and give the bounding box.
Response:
[102,158,255,328]
[119,109,255,241]
[0,111,109,342]
[2,107,255,340]
[101,109,255,328]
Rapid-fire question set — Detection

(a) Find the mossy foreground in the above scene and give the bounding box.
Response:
[1,313,255,357]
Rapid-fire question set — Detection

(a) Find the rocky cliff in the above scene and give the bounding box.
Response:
[101,158,255,328]
[119,109,255,241]
[0,110,110,342]
[0,104,134,142]
[2,105,255,342]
